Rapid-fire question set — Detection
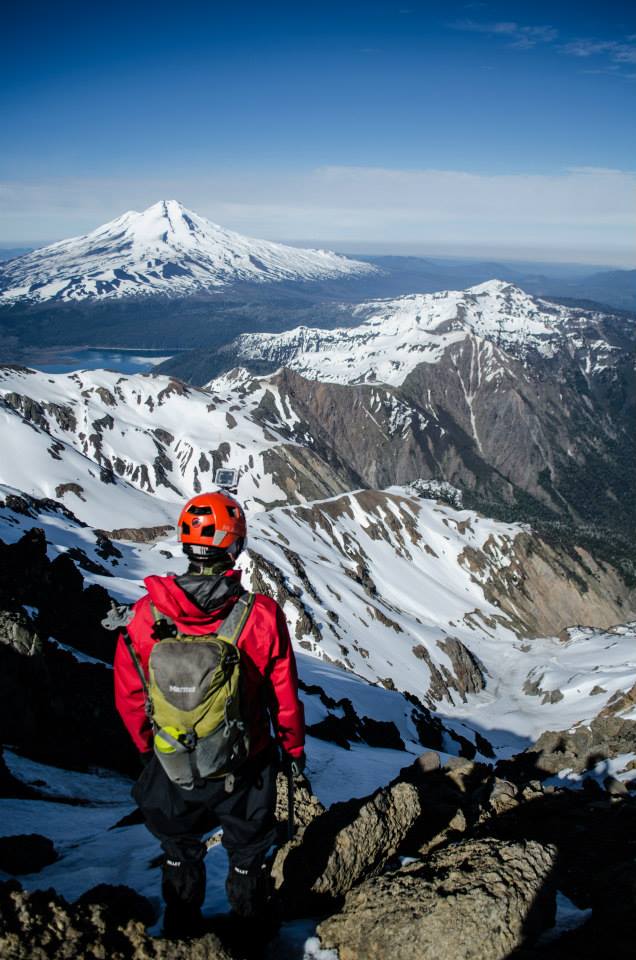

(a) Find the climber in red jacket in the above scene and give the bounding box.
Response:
[113,490,305,937]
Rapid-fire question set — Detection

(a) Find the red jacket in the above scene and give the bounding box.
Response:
[113,571,305,760]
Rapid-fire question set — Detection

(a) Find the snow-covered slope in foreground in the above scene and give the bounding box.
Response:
[0,200,376,303]
[225,280,612,385]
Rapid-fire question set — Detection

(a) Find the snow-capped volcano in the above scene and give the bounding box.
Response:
[221,280,607,386]
[0,200,376,303]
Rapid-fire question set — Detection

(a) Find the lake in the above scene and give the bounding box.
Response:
[22,347,177,375]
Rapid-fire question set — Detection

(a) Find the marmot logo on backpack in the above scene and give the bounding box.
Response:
[169,684,196,693]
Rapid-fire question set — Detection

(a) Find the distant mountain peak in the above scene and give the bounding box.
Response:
[467,278,518,295]
[223,281,599,386]
[0,201,376,303]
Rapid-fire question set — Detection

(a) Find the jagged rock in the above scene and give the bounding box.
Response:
[317,838,557,960]
[413,641,485,706]
[0,881,233,959]
[94,532,123,562]
[306,701,405,752]
[0,835,58,875]
[1,495,36,518]
[0,541,130,774]
[0,611,41,656]
[486,778,520,815]
[0,544,140,776]
[54,483,85,501]
[275,771,325,832]
[469,533,636,639]
[0,528,116,662]
[0,633,139,776]
[299,677,410,751]
[437,635,488,699]
[529,717,636,776]
[75,884,156,929]
[272,781,423,915]
[307,713,355,749]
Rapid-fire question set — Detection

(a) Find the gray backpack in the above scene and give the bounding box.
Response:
[123,593,255,790]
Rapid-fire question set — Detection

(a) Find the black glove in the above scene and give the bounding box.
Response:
[140,751,153,768]
[282,751,306,777]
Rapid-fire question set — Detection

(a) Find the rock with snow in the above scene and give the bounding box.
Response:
[0,200,376,303]
[409,478,464,509]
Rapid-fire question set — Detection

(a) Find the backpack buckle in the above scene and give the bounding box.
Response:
[151,619,178,641]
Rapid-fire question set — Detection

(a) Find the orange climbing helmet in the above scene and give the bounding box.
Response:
[177,491,246,558]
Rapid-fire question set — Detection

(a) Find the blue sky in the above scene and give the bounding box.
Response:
[2,1,635,263]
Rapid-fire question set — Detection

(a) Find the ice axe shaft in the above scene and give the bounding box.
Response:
[287,767,295,841]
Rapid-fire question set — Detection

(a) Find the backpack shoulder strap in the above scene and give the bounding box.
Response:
[122,627,152,717]
[216,592,255,646]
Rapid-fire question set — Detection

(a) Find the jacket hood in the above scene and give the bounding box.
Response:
[143,569,242,630]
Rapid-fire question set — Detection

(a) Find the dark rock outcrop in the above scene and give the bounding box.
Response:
[0,632,139,776]
[0,881,233,959]
[0,530,139,777]
[0,836,58,876]
[0,528,116,662]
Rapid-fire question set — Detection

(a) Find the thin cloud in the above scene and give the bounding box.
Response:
[450,19,558,48]
[563,38,636,64]
[451,18,636,75]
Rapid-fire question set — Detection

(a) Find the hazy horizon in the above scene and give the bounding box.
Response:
[0,224,630,272]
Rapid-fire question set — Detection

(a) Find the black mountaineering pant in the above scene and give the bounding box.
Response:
[133,747,277,919]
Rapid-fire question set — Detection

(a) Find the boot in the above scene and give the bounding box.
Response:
[225,860,271,921]
[161,856,206,938]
